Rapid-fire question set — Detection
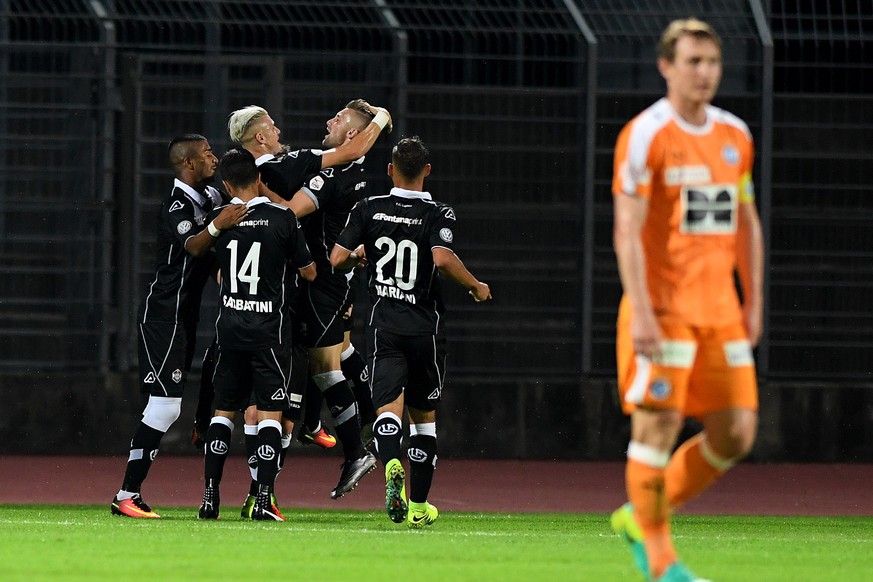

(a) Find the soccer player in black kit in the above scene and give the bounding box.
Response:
[229,101,388,499]
[111,134,247,519]
[331,136,492,527]
[198,148,316,521]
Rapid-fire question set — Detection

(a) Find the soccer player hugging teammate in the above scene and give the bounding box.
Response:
[198,148,316,521]
[610,19,763,581]
[110,135,247,519]
[228,101,391,500]
[330,136,492,528]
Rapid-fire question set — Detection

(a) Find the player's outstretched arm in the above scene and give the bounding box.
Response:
[329,243,365,270]
[432,247,492,302]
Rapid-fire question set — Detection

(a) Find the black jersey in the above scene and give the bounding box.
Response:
[299,157,368,274]
[255,149,323,200]
[209,197,313,350]
[335,187,457,335]
[140,179,227,324]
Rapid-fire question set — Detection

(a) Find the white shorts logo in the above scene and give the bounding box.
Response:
[724,340,754,367]
[439,228,453,243]
[271,389,285,401]
[177,220,192,235]
[172,369,183,383]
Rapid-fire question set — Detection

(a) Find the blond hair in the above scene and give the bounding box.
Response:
[227,105,269,144]
[657,18,722,62]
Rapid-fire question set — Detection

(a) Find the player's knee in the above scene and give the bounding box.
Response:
[142,396,182,432]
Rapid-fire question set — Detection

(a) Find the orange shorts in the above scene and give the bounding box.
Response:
[616,302,758,418]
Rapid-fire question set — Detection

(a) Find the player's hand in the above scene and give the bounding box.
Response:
[353,244,368,268]
[342,303,354,320]
[469,282,492,303]
[214,203,248,229]
[631,307,662,360]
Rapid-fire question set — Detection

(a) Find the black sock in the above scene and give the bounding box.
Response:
[303,377,324,433]
[204,421,232,485]
[407,432,437,504]
[341,348,375,425]
[244,424,258,496]
[256,423,282,490]
[322,379,363,460]
[121,422,164,493]
[373,412,403,466]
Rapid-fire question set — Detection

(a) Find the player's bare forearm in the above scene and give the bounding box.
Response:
[736,202,764,343]
[613,195,654,316]
[299,262,317,282]
[330,244,357,269]
[433,248,492,302]
[185,204,248,257]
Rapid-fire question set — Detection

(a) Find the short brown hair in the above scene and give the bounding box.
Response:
[345,99,376,131]
[657,18,721,62]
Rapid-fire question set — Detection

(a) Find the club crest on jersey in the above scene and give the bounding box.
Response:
[439,228,453,243]
[722,144,740,165]
[309,175,325,191]
[649,379,671,400]
[172,369,183,383]
[169,200,185,212]
[177,220,192,235]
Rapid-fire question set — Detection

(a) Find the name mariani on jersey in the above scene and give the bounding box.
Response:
[373,212,422,226]
[223,295,274,313]
[376,283,416,304]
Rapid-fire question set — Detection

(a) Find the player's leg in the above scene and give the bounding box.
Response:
[241,404,259,518]
[368,327,408,523]
[111,321,190,519]
[613,308,695,579]
[666,325,759,510]
[191,337,217,449]
[249,346,293,521]
[403,334,445,529]
[341,312,376,441]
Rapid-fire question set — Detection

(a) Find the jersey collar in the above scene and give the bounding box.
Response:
[174,178,215,209]
[390,187,432,200]
[254,153,275,167]
[231,195,271,207]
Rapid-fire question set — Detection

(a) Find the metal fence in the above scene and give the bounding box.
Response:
[1,1,872,458]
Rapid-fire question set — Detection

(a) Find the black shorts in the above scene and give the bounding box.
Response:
[212,343,302,415]
[365,327,446,411]
[137,320,197,397]
[300,275,351,349]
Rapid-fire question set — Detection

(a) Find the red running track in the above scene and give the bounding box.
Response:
[0,456,870,516]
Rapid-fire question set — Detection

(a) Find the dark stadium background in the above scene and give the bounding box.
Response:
[0,0,870,462]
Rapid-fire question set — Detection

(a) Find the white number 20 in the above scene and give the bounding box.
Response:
[374,236,418,291]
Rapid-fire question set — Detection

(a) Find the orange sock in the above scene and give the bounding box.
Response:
[626,456,677,578]
[665,433,727,510]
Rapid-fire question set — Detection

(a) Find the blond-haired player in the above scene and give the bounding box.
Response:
[610,18,764,582]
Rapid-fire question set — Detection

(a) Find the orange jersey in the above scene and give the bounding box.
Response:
[612,98,755,327]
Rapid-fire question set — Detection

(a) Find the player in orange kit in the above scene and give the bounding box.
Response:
[609,18,764,582]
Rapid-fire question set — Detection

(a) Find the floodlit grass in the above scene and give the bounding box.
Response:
[0,506,871,581]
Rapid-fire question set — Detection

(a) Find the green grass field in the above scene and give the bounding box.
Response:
[0,506,871,581]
